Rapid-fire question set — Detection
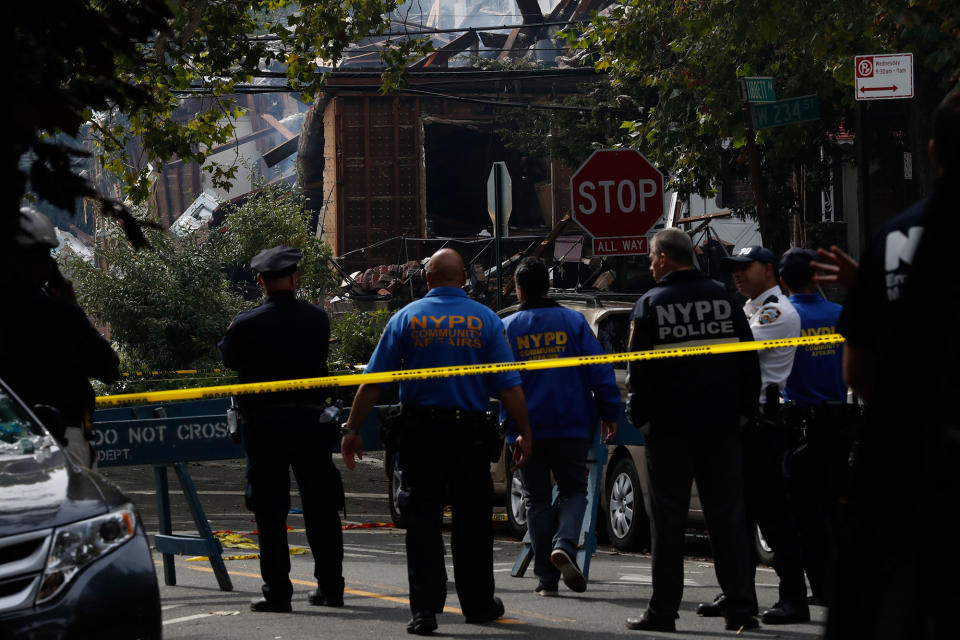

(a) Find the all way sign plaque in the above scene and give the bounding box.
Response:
[855,53,913,100]
[593,236,648,256]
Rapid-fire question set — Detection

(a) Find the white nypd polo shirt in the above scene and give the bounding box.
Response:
[743,285,801,401]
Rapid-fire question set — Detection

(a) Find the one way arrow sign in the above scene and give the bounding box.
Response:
[855,53,913,101]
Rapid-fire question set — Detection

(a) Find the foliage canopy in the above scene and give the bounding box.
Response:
[497,0,960,249]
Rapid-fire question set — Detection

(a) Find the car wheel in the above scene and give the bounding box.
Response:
[754,522,775,566]
[605,456,650,551]
[386,451,407,529]
[506,464,528,539]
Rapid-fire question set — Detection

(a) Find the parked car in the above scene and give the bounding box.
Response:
[0,378,161,639]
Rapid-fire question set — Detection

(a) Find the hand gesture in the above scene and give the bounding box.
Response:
[811,245,858,287]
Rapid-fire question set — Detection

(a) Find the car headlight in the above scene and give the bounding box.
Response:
[36,504,138,603]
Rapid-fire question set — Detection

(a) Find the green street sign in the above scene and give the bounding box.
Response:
[740,76,776,103]
[751,95,820,129]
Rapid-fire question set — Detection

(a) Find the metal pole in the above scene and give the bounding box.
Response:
[494,163,503,310]
[743,104,770,246]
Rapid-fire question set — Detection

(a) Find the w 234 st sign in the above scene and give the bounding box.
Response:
[570,149,665,256]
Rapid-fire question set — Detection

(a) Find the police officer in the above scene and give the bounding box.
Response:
[699,245,809,625]
[826,93,960,639]
[778,248,848,606]
[503,257,620,597]
[340,248,532,636]
[218,245,344,613]
[0,207,120,468]
[624,229,760,632]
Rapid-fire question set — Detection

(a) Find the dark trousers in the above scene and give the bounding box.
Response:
[518,437,590,586]
[244,414,344,603]
[784,415,853,602]
[742,427,807,605]
[398,428,494,618]
[644,430,757,619]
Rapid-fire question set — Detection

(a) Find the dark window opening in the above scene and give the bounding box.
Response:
[424,122,551,236]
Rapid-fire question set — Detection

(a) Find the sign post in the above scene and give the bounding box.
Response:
[569,149,665,257]
[487,161,512,309]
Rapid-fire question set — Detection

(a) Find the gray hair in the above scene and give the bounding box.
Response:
[650,228,695,267]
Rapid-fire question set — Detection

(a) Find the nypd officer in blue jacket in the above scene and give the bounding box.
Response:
[218,245,344,613]
[779,248,848,606]
[340,248,532,636]
[502,257,620,597]
[624,229,760,633]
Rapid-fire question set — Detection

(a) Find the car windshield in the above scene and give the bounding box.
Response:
[597,314,630,369]
[0,389,49,457]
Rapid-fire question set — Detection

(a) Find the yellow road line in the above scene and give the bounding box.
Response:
[97,334,844,408]
[184,565,526,624]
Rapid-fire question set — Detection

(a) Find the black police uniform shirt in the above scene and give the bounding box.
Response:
[627,269,759,435]
[218,290,330,412]
[838,198,927,351]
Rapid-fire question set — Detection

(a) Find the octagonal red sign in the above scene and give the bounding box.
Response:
[569,149,665,239]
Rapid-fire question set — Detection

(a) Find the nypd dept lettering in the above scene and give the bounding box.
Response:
[409,315,484,348]
[655,299,734,340]
[515,331,568,360]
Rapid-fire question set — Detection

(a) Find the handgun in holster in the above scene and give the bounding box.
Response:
[379,404,404,452]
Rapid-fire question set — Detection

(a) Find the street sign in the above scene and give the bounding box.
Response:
[751,95,820,130]
[569,150,664,254]
[855,53,913,100]
[592,236,648,256]
[486,161,512,236]
[740,77,776,103]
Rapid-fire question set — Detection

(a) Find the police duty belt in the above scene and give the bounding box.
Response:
[94,334,844,408]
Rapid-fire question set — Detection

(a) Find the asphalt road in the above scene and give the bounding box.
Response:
[100,456,828,639]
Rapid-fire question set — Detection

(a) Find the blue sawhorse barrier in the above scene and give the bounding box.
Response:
[154,462,233,591]
[510,427,608,579]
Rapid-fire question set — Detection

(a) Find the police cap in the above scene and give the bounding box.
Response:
[721,245,777,270]
[251,245,301,278]
[16,207,58,249]
[779,248,818,285]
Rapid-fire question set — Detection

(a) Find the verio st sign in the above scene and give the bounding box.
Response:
[570,150,664,256]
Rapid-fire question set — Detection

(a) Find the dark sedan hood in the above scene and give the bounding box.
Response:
[0,444,109,536]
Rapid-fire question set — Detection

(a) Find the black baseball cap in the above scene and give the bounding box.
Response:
[779,248,818,284]
[251,245,301,278]
[720,245,777,270]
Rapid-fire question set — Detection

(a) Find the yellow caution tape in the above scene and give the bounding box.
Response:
[95,334,844,408]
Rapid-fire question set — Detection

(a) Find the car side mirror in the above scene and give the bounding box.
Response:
[32,404,66,444]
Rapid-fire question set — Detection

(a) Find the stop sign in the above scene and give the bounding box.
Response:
[569,149,664,239]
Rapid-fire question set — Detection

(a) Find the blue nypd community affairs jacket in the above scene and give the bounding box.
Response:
[501,302,620,442]
[365,287,521,412]
[627,270,760,435]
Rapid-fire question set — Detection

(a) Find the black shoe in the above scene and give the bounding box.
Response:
[550,548,587,593]
[250,597,292,613]
[725,615,759,631]
[624,611,676,632]
[406,611,438,635]
[307,589,344,607]
[761,600,810,624]
[464,596,504,624]
[697,593,726,617]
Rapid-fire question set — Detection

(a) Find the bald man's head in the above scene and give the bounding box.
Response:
[426,248,466,288]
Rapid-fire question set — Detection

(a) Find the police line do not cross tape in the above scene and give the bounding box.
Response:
[94,334,846,409]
